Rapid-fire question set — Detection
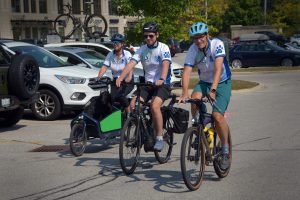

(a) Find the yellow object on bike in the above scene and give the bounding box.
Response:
[204,127,214,149]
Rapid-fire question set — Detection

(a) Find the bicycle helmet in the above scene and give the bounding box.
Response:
[189,22,208,37]
[111,33,125,42]
[143,22,159,33]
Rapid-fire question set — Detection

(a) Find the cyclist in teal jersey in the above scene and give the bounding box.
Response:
[116,22,172,151]
[179,22,232,170]
[98,33,134,114]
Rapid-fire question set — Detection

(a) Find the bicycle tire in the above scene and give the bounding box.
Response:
[69,122,87,157]
[180,127,205,191]
[54,14,76,39]
[119,116,141,175]
[154,128,174,164]
[85,14,108,38]
[213,127,232,178]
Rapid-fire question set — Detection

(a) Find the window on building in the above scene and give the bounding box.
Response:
[11,0,21,12]
[24,27,31,38]
[72,0,80,14]
[12,27,22,40]
[83,0,91,15]
[108,0,118,16]
[94,0,101,15]
[39,0,47,13]
[24,0,29,13]
[109,27,118,37]
[31,0,36,13]
[57,0,63,14]
[32,27,38,38]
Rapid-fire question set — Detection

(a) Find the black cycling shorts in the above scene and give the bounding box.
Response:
[138,85,170,102]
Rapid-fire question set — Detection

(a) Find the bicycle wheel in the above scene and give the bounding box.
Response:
[119,116,141,175]
[85,14,108,38]
[213,127,232,178]
[154,128,174,164]
[54,14,76,39]
[69,122,87,157]
[180,127,205,191]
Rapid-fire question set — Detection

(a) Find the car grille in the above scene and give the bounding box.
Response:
[173,68,183,78]
[88,78,108,90]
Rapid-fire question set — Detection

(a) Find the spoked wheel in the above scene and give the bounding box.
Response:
[69,123,87,157]
[85,14,108,38]
[154,129,174,164]
[119,117,141,175]
[180,127,205,191]
[54,14,76,39]
[213,128,232,178]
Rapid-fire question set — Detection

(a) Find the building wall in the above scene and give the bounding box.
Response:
[230,25,277,39]
[0,0,138,42]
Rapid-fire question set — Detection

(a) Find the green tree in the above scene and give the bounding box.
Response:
[268,0,300,36]
[223,0,264,32]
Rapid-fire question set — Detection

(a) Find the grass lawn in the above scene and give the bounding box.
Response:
[189,78,259,90]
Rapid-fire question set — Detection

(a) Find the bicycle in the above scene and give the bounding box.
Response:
[119,83,185,175]
[180,97,232,190]
[54,2,108,40]
[69,77,126,156]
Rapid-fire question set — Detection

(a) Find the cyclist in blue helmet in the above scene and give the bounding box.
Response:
[116,22,172,151]
[98,33,134,114]
[179,22,232,170]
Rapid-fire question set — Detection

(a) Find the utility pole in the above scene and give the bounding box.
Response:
[264,0,267,25]
[205,0,208,22]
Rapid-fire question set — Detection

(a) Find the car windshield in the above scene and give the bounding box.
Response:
[266,41,286,50]
[10,46,69,68]
[76,50,105,68]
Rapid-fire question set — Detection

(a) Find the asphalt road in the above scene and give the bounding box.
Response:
[0,53,300,200]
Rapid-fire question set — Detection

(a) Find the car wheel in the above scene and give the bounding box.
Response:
[31,89,61,121]
[0,106,24,127]
[8,54,40,100]
[292,42,298,46]
[281,58,293,67]
[231,59,242,69]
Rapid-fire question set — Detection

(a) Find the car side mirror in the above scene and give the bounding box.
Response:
[77,63,88,68]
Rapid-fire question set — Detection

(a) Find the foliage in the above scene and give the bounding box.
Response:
[268,0,300,36]
[222,0,264,32]
[112,0,300,43]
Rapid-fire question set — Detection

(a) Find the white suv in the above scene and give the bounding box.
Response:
[2,41,103,120]
[44,42,183,85]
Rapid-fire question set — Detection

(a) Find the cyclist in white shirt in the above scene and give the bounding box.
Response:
[98,33,133,114]
[116,22,172,151]
[180,22,232,170]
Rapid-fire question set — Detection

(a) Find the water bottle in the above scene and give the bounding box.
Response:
[204,126,214,149]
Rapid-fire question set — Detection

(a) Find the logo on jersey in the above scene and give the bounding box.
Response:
[215,45,224,54]
[163,52,171,58]
[155,55,161,62]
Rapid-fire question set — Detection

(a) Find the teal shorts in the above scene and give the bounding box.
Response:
[193,79,232,115]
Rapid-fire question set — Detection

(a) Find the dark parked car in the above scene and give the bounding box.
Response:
[255,31,287,45]
[166,38,176,57]
[0,43,40,127]
[230,40,300,68]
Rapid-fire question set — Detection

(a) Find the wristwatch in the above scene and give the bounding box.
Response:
[210,88,216,94]
[159,77,165,81]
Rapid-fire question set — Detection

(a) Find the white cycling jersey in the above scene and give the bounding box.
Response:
[184,38,231,83]
[131,42,172,84]
[103,49,132,78]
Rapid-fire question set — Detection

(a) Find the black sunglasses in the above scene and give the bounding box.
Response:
[143,34,155,39]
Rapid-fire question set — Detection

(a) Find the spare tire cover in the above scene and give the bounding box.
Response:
[8,54,40,100]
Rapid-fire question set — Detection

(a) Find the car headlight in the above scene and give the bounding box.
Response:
[55,75,86,84]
